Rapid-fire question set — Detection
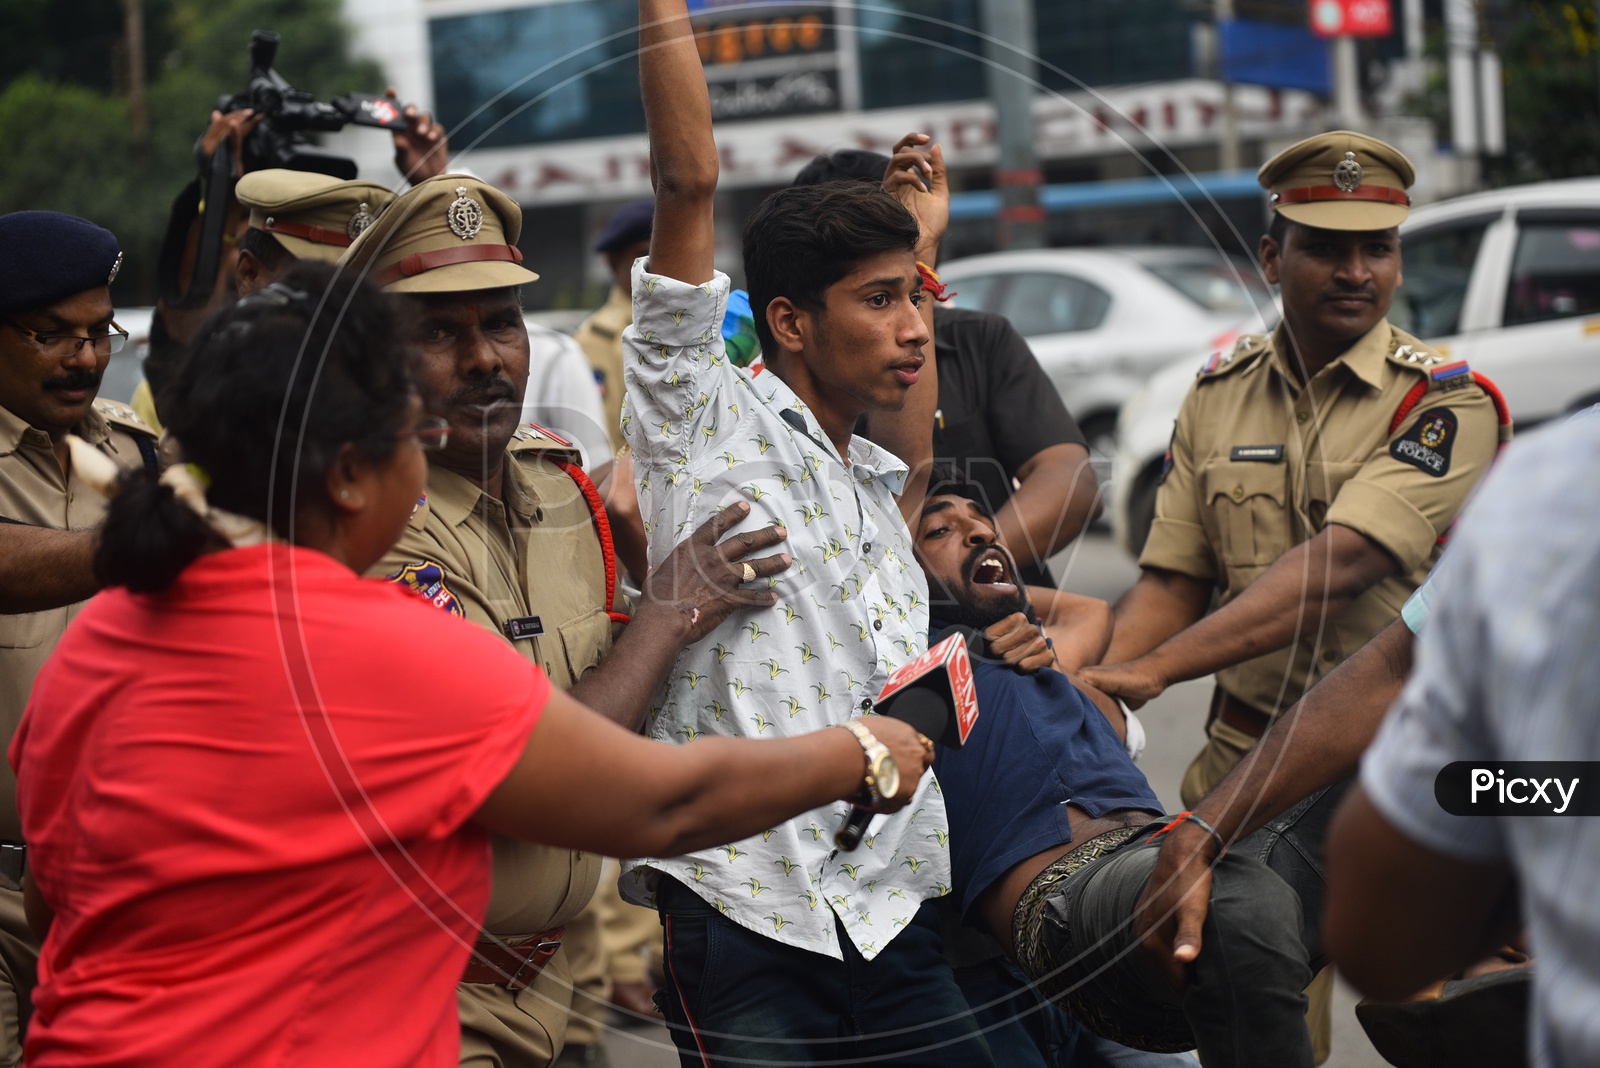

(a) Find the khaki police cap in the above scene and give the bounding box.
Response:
[339,174,539,293]
[235,170,396,262]
[1258,130,1416,231]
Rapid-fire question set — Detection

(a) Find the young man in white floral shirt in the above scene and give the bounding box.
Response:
[614,1,1059,1063]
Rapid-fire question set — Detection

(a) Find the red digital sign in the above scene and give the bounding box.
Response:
[1309,0,1393,38]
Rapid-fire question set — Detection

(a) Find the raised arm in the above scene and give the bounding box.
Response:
[639,0,716,286]
[866,133,948,520]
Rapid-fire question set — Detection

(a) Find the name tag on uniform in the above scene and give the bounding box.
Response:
[1230,445,1284,462]
[504,615,544,641]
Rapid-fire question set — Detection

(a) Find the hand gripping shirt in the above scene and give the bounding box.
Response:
[618,263,947,961]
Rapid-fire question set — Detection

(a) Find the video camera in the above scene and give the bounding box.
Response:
[217,29,408,179]
[160,29,409,310]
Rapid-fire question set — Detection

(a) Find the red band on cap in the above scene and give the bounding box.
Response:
[1271,185,1411,208]
[262,220,354,247]
[373,244,525,287]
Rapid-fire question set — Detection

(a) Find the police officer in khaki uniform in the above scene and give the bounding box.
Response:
[234,169,396,290]
[130,171,397,431]
[1080,131,1507,1061]
[574,199,652,457]
[0,211,157,1065]
[342,175,787,1068]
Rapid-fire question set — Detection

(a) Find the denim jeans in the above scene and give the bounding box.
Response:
[954,956,1198,1068]
[654,876,996,1066]
[1021,784,1347,1068]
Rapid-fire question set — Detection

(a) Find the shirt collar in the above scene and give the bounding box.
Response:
[423,464,498,527]
[0,400,109,456]
[1268,318,1392,391]
[755,371,910,494]
[0,403,29,455]
[604,283,632,317]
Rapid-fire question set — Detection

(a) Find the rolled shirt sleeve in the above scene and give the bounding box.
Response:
[1326,388,1500,575]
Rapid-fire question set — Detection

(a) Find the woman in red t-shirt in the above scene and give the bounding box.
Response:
[9,262,932,1067]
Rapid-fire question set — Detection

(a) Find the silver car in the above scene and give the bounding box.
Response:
[1110,176,1600,556]
[938,247,1276,473]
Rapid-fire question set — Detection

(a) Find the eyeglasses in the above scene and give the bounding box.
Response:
[395,416,451,452]
[3,318,129,357]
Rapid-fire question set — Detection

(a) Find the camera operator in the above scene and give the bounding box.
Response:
[137,33,453,430]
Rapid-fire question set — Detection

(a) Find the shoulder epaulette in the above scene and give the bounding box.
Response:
[406,493,430,531]
[1196,333,1267,381]
[1385,331,1449,372]
[508,420,583,460]
[92,397,156,438]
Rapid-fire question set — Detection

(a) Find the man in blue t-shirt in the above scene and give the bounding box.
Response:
[912,472,1332,1068]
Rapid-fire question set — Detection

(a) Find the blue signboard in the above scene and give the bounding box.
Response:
[1220,19,1332,96]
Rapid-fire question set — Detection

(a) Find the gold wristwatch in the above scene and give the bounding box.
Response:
[840,719,900,807]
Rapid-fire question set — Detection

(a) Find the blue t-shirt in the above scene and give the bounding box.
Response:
[932,643,1163,921]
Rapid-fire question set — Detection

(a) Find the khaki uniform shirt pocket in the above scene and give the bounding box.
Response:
[1200,460,1290,573]
[557,608,612,684]
[0,607,59,650]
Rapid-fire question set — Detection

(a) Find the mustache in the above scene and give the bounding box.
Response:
[1324,284,1376,302]
[43,370,102,392]
[444,377,517,410]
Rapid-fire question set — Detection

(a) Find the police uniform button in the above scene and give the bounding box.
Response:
[1232,486,1245,500]
[1323,650,1337,662]
[872,619,883,631]
[533,507,545,522]
[1296,411,1309,424]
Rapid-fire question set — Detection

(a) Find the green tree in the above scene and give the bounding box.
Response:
[1402,1,1600,183]
[0,0,384,303]
[1495,1,1600,179]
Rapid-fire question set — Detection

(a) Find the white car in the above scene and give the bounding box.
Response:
[1110,177,1600,556]
[938,247,1277,470]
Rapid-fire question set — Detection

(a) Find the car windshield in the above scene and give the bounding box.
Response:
[1142,260,1272,315]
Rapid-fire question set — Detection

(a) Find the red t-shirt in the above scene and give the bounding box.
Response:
[10,545,547,1067]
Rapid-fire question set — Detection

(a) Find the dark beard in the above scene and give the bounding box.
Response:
[929,543,1030,631]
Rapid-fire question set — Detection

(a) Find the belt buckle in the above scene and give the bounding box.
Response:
[506,937,562,991]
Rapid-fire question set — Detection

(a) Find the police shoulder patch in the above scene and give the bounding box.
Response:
[1391,407,1458,478]
[387,559,465,616]
[1428,359,1474,392]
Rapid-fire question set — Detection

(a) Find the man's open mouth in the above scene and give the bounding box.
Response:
[969,549,1017,593]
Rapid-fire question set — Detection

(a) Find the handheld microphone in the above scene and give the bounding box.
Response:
[834,627,983,850]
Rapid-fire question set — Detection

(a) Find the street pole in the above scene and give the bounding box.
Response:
[1217,0,1240,171]
[122,0,148,151]
[980,0,1044,249]
[1444,0,1480,187]
[1332,35,1363,127]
